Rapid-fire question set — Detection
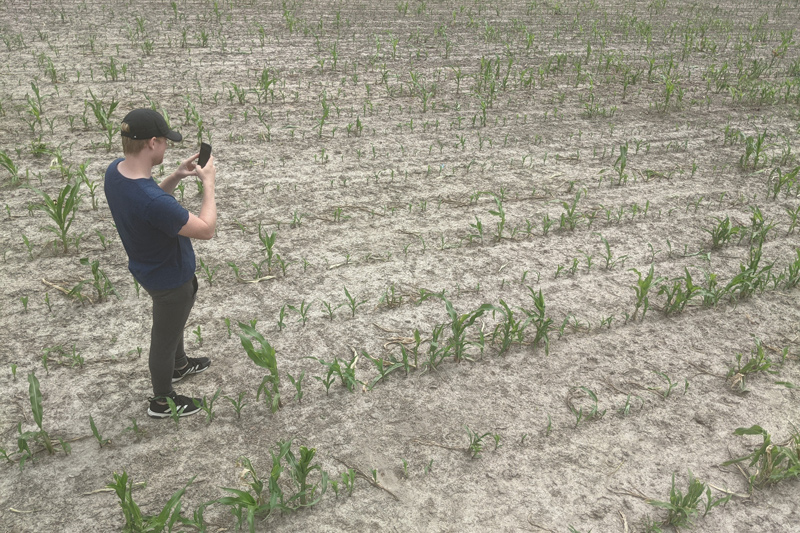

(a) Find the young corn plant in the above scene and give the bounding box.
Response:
[343,286,369,317]
[726,337,775,392]
[308,355,359,392]
[197,257,221,287]
[492,300,525,355]
[739,130,768,170]
[464,425,492,459]
[238,322,281,413]
[108,470,195,533]
[0,150,23,184]
[32,181,82,253]
[522,287,552,355]
[86,90,119,150]
[559,191,582,231]
[193,388,221,422]
[287,299,312,326]
[257,223,277,274]
[647,471,730,529]
[362,350,404,389]
[595,233,627,270]
[438,295,493,362]
[284,443,327,507]
[703,216,741,249]
[767,165,800,199]
[224,391,247,419]
[630,264,664,320]
[16,372,69,469]
[612,143,629,186]
[75,257,120,302]
[658,268,704,316]
[722,425,800,491]
[89,415,111,448]
[287,371,305,402]
[724,245,773,301]
[219,442,326,531]
[488,193,506,240]
[567,386,605,427]
[320,300,343,321]
[420,324,450,374]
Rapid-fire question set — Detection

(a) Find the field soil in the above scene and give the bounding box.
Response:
[1,0,799,532]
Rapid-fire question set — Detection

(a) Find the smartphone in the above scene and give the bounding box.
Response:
[198,142,212,168]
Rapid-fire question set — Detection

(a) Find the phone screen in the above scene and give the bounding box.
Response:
[198,142,212,168]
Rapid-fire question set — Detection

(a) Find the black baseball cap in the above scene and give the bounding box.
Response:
[120,108,182,142]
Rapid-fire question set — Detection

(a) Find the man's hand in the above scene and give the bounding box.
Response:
[195,155,216,188]
[158,152,201,195]
[178,154,217,240]
[173,152,201,181]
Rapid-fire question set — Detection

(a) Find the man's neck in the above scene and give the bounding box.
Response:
[117,156,153,180]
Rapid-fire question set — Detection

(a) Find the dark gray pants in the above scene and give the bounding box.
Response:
[144,275,197,397]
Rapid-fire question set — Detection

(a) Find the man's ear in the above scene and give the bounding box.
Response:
[147,137,158,150]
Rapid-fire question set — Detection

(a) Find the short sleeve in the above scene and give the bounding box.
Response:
[145,194,190,238]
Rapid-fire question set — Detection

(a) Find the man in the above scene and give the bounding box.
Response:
[104,108,217,418]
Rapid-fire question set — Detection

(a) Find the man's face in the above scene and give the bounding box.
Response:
[151,136,167,166]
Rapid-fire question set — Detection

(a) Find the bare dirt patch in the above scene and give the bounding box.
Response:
[1,0,799,532]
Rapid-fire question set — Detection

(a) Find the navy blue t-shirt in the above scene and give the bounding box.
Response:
[104,158,195,291]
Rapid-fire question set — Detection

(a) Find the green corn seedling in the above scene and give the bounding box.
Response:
[89,415,111,447]
[595,233,627,269]
[630,264,664,320]
[320,300,343,321]
[238,322,281,412]
[650,370,678,399]
[522,287,552,355]
[559,191,582,231]
[568,386,605,427]
[492,300,525,355]
[362,350,404,389]
[287,299,312,326]
[284,444,327,506]
[224,391,247,419]
[0,150,22,184]
[469,216,484,243]
[726,337,775,392]
[343,286,368,317]
[257,223,277,274]
[658,268,704,315]
[32,181,81,253]
[420,323,450,374]
[767,165,799,199]
[488,193,506,240]
[613,143,628,186]
[465,425,492,459]
[438,295,493,362]
[277,304,287,331]
[197,257,220,286]
[340,468,356,495]
[287,371,305,402]
[648,471,730,529]
[123,417,145,440]
[86,90,119,150]
[193,388,221,422]
[108,470,194,533]
[722,425,800,490]
[165,396,181,428]
[724,245,773,301]
[16,372,66,468]
[704,216,741,249]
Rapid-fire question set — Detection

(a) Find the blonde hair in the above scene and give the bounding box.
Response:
[120,122,149,155]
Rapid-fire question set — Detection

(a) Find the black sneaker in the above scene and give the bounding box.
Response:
[147,391,202,419]
[172,357,211,383]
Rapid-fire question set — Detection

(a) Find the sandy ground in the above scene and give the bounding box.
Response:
[1,0,799,531]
